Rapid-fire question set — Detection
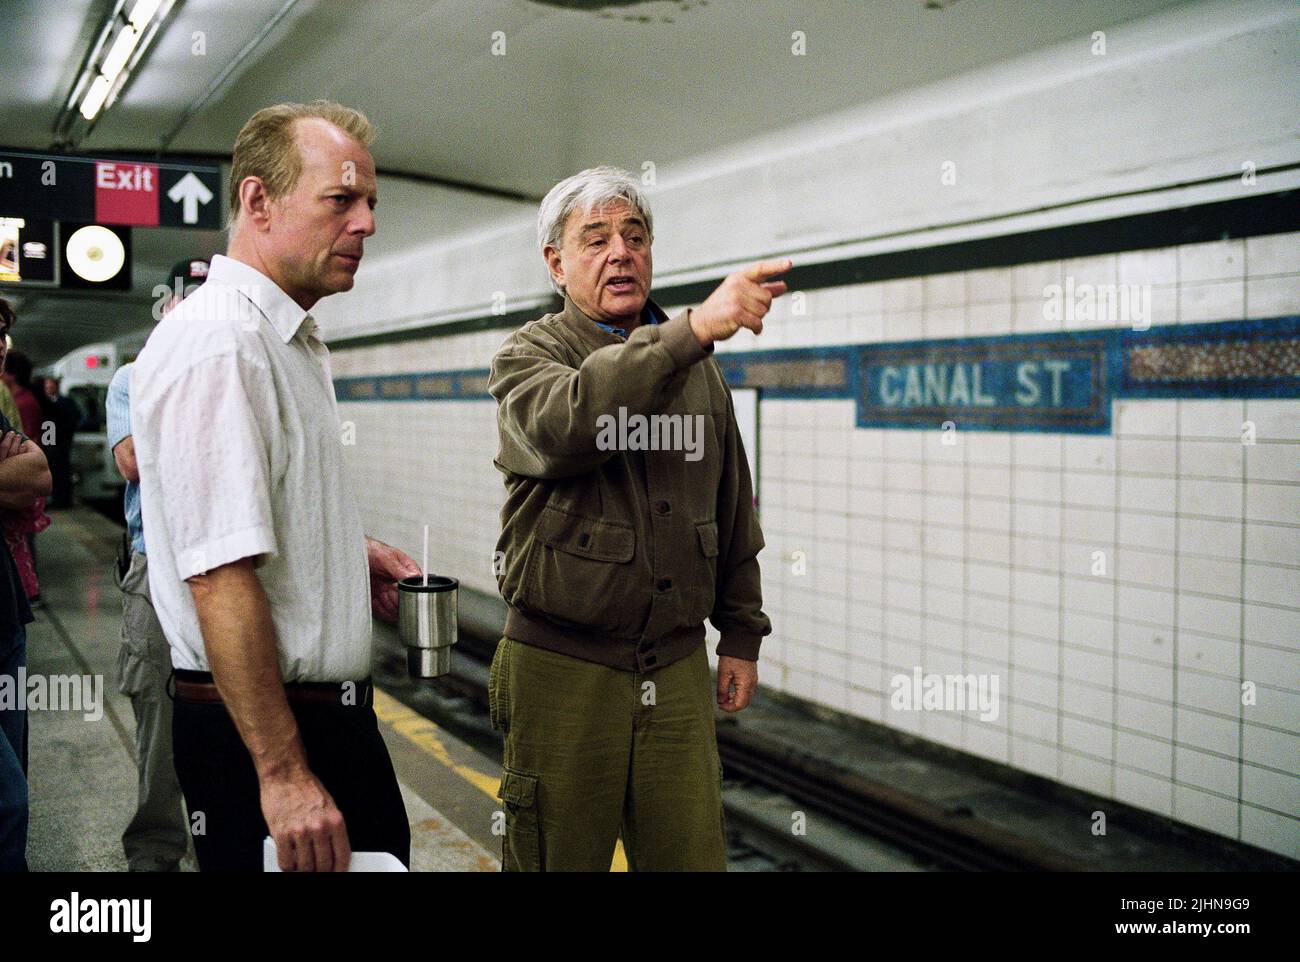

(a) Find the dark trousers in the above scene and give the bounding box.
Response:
[0,625,28,872]
[171,684,411,872]
[48,451,74,508]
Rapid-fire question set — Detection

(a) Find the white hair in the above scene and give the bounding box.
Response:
[537,166,654,294]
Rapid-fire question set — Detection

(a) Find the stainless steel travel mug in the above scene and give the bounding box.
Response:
[397,575,458,678]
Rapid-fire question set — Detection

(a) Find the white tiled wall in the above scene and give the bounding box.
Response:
[335,231,1300,859]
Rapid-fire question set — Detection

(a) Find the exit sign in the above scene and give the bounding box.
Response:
[95,160,160,226]
[0,148,220,230]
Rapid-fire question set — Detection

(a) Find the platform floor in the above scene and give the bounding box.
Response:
[24,506,499,872]
[21,506,1291,873]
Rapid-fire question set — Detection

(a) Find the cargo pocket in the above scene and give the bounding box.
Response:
[487,637,510,733]
[116,641,145,698]
[498,767,541,872]
[117,594,153,698]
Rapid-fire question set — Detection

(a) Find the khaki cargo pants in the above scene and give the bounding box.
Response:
[488,637,727,872]
[116,551,188,870]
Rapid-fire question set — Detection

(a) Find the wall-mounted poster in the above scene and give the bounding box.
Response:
[0,216,57,285]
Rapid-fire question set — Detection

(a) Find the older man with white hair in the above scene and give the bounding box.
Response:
[487,166,790,871]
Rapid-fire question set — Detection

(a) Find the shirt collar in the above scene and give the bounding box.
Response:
[569,297,665,340]
[207,253,316,344]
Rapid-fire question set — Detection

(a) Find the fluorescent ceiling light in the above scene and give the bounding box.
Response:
[57,0,175,140]
[80,75,112,120]
[128,0,163,29]
[101,24,141,82]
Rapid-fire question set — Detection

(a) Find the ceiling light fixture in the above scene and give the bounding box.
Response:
[56,0,177,142]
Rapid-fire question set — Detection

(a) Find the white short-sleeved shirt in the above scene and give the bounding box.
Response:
[131,254,371,681]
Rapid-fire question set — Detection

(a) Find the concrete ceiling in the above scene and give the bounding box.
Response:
[0,0,1196,364]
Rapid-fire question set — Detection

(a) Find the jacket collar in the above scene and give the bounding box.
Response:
[557,294,668,351]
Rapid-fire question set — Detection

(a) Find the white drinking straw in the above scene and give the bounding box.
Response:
[422,524,429,587]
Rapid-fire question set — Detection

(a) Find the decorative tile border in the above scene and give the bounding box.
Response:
[333,315,1300,434]
[1119,318,1300,399]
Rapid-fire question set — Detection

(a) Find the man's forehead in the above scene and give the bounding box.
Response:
[569,200,644,233]
[295,120,376,182]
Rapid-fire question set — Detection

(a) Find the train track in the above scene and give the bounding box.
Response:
[380,627,1085,873]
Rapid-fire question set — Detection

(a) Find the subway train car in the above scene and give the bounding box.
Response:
[46,340,123,501]
[0,0,1295,941]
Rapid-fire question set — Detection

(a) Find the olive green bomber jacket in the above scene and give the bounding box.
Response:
[488,295,771,672]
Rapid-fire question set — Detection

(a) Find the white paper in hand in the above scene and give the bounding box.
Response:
[262,836,408,872]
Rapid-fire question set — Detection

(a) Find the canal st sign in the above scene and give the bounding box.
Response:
[857,335,1107,431]
[699,319,1297,434]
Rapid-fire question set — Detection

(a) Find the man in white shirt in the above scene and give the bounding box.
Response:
[131,101,421,872]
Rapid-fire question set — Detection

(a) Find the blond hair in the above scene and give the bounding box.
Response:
[228,100,376,225]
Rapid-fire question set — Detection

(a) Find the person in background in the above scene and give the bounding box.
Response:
[40,377,80,510]
[0,337,19,432]
[132,101,420,872]
[0,335,50,603]
[105,257,209,872]
[2,351,47,442]
[0,296,54,872]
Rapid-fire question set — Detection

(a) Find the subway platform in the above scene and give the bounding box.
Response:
[23,506,500,872]
[18,506,1296,873]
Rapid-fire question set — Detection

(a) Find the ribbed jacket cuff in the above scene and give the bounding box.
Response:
[658,309,713,369]
[716,630,762,662]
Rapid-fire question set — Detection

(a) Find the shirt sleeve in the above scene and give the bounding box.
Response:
[106,365,131,450]
[146,351,280,580]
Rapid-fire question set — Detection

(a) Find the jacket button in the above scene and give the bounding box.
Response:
[654,500,670,515]
[656,578,672,591]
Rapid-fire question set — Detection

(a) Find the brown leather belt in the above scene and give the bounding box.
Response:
[172,675,372,707]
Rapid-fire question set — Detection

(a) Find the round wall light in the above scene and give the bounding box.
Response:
[65,224,126,283]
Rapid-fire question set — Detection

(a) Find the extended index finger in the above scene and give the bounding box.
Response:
[741,258,793,283]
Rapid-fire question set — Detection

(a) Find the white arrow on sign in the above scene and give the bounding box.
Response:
[167,171,213,224]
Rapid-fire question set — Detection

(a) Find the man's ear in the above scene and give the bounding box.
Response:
[543,245,564,290]
[238,176,273,230]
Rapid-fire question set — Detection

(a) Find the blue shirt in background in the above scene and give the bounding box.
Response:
[106,363,144,555]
